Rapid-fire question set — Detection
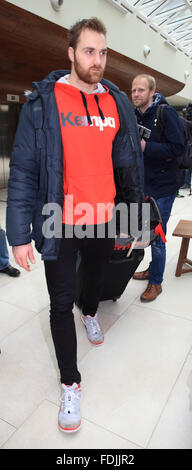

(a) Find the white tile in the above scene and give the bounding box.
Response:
[78,305,192,447]
[133,257,192,321]
[97,287,139,317]
[0,302,36,342]
[2,400,139,449]
[148,354,192,449]
[0,314,57,428]
[0,419,16,447]
[0,272,20,289]
[0,265,49,313]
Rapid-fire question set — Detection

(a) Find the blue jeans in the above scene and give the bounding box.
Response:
[149,193,176,285]
[0,225,9,271]
[185,169,191,186]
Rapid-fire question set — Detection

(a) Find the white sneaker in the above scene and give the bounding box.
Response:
[58,382,81,433]
[81,313,104,345]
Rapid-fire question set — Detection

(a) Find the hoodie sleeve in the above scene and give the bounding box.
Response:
[6,101,40,246]
[144,106,185,163]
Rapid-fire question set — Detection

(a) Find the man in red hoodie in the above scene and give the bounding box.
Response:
[8,18,144,433]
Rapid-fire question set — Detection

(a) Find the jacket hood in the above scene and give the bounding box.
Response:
[152,92,168,106]
[28,70,70,100]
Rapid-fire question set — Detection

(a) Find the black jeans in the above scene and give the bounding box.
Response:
[44,226,114,385]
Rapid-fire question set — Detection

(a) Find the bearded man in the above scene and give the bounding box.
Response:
[132,74,184,302]
[6,18,144,433]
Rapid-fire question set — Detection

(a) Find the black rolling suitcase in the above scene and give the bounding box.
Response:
[75,195,164,307]
[75,247,144,308]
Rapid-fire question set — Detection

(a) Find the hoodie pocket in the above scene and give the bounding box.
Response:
[67,173,116,207]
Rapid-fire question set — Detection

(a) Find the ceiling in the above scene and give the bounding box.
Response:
[127,0,192,58]
[0,0,185,104]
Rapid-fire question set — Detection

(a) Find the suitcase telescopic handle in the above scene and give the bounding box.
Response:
[126,237,138,257]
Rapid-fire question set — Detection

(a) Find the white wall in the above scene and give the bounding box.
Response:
[6,0,192,104]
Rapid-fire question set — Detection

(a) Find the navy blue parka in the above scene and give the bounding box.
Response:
[6,70,144,260]
[135,93,185,199]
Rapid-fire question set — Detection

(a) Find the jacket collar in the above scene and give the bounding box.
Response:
[28,70,121,101]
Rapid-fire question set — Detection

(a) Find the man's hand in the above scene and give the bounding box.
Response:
[12,243,36,271]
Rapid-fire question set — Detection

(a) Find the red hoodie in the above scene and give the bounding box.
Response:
[54,82,120,225]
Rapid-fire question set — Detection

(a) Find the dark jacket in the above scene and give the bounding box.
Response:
[6,70,144,260]
[135,93,185,199]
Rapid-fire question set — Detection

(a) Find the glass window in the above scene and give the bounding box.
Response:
[125,1,192,56]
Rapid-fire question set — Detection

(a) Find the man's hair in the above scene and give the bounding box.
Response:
[134,74,156,91]
[68,17,107,50]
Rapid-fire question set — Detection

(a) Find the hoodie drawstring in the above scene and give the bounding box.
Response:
[80,91,92,125]
[94,95,105,121]
[80,91,105,126]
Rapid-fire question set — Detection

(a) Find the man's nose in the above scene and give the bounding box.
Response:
[94,52,102,66]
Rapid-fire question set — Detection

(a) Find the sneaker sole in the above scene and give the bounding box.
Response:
[88,337,104,346]
[58,421,81,433]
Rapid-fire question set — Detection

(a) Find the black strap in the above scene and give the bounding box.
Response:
[80,91,92,125]
[155,103,169,141]
[94,94,105,121]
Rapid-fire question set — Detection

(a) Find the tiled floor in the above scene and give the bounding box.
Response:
[0,187,192,449]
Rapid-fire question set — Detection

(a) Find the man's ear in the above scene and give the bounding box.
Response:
[68,46,74,63]
[150,89,155,100]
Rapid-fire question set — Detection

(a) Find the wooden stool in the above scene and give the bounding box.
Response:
[172,219,192,277]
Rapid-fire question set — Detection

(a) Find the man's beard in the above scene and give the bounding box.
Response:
[133,93,151,109]
[74,54,104,84]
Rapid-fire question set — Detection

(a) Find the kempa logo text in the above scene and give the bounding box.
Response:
[61,112,116,132]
